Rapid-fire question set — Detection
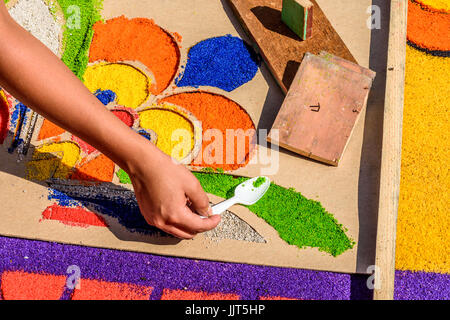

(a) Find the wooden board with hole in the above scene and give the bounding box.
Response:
[227,0,357,93]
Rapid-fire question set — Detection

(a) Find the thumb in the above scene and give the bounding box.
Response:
[185,177,212,217]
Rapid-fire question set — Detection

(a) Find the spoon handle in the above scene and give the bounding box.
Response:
[211,197,237,216]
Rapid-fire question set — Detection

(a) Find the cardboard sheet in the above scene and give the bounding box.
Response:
[0,0,389,274]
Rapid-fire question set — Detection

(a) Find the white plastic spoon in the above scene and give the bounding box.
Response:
[210,176,271,216]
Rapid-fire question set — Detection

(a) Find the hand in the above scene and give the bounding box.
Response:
[127,144,221,239]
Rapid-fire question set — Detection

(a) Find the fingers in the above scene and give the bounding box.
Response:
[184,176,212,217]
[172,206,221,235]
[163,225,196,240]
[150,206,221,240]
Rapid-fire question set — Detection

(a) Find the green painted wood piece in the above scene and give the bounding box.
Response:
[281,0,313,40]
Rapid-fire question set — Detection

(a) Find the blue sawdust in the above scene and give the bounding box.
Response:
[48,187,166,236]
[176,35,260,92]
[8,102,29,153]
[95,89,116,106]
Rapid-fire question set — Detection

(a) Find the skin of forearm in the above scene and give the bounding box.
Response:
[0,4,159,174]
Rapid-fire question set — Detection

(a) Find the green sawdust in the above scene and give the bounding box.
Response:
[193,173,354,256]
[56,0,102,79]
[253,177,266,188]
[117,168,131,184]
[117,169,354,256]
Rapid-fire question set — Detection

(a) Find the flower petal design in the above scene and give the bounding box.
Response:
[83,63,151,109]
[160,92,256,171]
[89,16,180,95]
[176,35,259,92]
[27,141,81,180]
[139,103,199,163]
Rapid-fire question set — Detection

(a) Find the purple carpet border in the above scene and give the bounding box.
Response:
[0,236,371,300]
[0,236,448,300]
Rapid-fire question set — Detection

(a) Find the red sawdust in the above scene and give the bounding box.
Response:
[160,92,256,171]
[71,279,153,300]
[407,1,450,52]
[71,154,115,182]
[38,119,65,141]
[161,289,239,300]
[111,110,134,127]
[41,204,108,228]
[89,16,180,95]
[0,94,9,144]
[1,271,66,300]
[72,135,97,154]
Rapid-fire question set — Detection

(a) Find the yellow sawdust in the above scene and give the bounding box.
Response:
[83,62,151,109]
[395,46,450,273]
[415,0,450,12]
[139,104,194,161]
[28,141,81,180]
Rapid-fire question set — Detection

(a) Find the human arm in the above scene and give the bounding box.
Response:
[0,3,220,239]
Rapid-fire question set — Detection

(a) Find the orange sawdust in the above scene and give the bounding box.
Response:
[89,16,180,95]
[1,271,66,300]
[38,119,65,141]
[161,289,239,300]
[71,279,153,300]
[71,154,115,182]
[160,92,256,171]
[407,0,450,52]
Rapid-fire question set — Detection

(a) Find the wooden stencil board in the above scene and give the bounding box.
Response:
[267,52,376,165]
[227,0,357,93]
[0,0,387,274]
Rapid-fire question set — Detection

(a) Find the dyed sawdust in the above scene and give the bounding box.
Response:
[50,0,102,78]
[38,119,65,141]
[177,35,259,92]
[71,154,115,182]
[395,45,450,273]
[197,172,354,256]
[28,141,81,180]
[8,102,29,153]
[116,168,131,184]
[161,289,239,300]
[111,110,134,127]
[253,177,266,188]
[41,204,107,228]
[83,63,151,109]
[139,106,195,161]
[415,0,450,12]
[0,237,375,300]
[71,278,153,300]
[0,90,9,144]
[89,16,180,95]
[161,92,256,171]
[71,135,97,154]
[407,0,450,54]
[1,271,67,300]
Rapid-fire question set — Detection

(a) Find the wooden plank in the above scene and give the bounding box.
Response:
[267,52,375,166]
[227,0,356,94]
[373,0,407,300]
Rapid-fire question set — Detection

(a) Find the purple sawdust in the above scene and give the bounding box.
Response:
[0,236,371,300]
[394,270,450,300]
